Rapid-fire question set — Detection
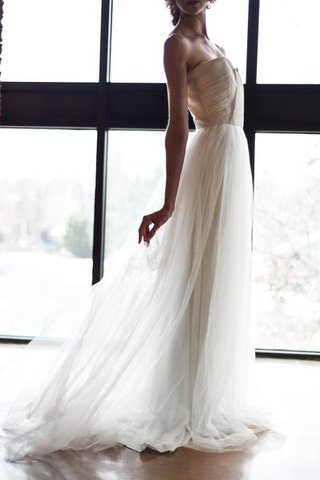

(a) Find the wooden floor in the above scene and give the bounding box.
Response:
[0,350,319,479]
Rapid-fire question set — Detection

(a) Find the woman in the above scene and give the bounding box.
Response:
[1,0,274,461]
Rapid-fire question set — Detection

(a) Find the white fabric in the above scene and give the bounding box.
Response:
[0,52,276,461]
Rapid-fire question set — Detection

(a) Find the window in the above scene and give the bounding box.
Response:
[105,131,165,257]
[257,0,320,84]
[252,134,320,350]
[1,0,319,359]
[0,129,96,336]
[1,0,101,82]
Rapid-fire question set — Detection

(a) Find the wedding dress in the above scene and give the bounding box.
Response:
[0,47,274,461]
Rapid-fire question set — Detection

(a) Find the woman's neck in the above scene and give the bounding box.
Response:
[177,12,208,39]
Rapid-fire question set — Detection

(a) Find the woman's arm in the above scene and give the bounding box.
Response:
[138,35,189,245]
[163,34,190,212]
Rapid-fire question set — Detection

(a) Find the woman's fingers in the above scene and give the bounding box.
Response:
[138,216,153,244]
[138,208,170,244]
[148,219,162,240]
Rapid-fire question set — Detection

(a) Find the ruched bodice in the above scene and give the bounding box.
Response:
[187,56,244,129]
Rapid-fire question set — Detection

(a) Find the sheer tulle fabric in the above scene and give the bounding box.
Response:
[0,56,274,461]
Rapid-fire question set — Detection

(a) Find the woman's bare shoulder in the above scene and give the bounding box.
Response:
[164,32,190,49]
[164,32,191,63]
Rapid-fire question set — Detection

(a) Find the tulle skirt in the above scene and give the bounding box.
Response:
[0,123,274,461]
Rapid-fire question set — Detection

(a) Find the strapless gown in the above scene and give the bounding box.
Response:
[0,54,274,461]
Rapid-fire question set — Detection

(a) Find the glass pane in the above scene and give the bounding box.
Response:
[252,134,320,351]
[105,131,166,257]
[0,129,96,336]
[110,0,170,83]
[1,0,101,82]
[258,0,320,84]
[111,0,248,82]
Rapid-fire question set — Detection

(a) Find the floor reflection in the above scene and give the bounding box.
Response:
[0,358,319,480]
[2,447,123,480]
[1,432,285,480]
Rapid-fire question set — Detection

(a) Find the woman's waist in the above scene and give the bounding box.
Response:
[192,118,243,129]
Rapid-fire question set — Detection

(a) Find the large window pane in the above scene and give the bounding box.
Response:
[1,0,101,82]
[258,0,319,84]
[105,131,166,257]
[111,0,248,82]
[0,129,96,336]
[252,134,320,350]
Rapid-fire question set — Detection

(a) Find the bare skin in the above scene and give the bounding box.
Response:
[138,0,223,245]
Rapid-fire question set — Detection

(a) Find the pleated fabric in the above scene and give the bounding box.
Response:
[0,55,274,461]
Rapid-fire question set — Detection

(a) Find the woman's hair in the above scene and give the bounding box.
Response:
[165,1,217,26]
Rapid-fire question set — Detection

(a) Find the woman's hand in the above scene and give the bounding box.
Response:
[138,206,173,245]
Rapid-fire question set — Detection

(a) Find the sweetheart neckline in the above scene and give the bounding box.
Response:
[187,56,236,76]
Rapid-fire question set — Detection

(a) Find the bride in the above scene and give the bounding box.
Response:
[1,0,274,461]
